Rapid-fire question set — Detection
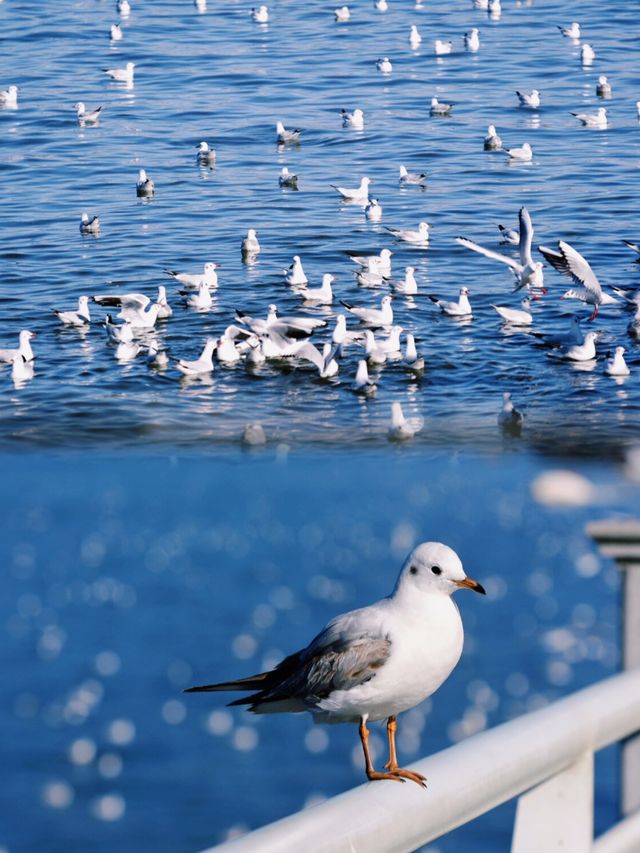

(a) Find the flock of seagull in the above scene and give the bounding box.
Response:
[1,0,639,443]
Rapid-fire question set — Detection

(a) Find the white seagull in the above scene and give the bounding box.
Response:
[376,57,393,74]
[0,330,36,363]
[283,255,308,285]
[340,295,393,327]
[385,222,430,246]
[276,121,300,145]
[53,296,91,326]
[581,44,595,64]
[571,107,607,128]
[596,76,612,98]
[334,6,350,22]
[538,241,618,319]
[183,281,213,310]
[0,85,18,108]
[117,0,131,16]
[79,212,100,235]
[136,169,154,197]
[516,89,541,109]
[558,22,580,38]
[165,262,219,289]
[176,338,217,376]
[196,141,216,166]
[457,207,544,293]
[103,62,135,85]
[352,360,377,396]
[342,108,364,130]
[492,299,532,325]
[604,347,630,377]
[251,5,269,23]
[484,125,502,150]
[241,229,260,257]
[103,316,134,344]
[464,29,480,52]
[434,40,453,56]
[548,331,599,362]
[365,199,383,222]
[298,274,334,305]
[74,102,102,123]
[403,334,424,374]
[331,176,371,204]
[388,402,423,441]
[430,97,453,116]
[110,24,123,40]
[279,166,298,188]
[11,355,34,385]
[399,165,427,187]
[351,248,392,276]
[499,393,524,432]
[502,142,533,161]
[429,287,472,317]
[409,25,422,49]
[93,293,163,329]
[390,267,418,295]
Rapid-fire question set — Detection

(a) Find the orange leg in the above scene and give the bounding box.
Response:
[383,716,427,788]
[359,717,404,783]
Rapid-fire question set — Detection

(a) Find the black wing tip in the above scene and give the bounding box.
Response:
[339,299,353,309]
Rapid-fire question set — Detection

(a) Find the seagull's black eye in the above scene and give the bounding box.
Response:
[431,565,442,576]
[409,565,418,575]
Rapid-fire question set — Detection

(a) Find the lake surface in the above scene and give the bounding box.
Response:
[0,0,639,453]
[1,1,639,851]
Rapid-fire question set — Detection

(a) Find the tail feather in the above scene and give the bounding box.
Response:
[340,299,353,309]
[184,671,269,694]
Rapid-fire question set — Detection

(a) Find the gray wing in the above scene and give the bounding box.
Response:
[518,207,533,266]
[540,241,602,297]
[456,237,521,271]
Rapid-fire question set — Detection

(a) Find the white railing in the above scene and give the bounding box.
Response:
[203,520,640,853]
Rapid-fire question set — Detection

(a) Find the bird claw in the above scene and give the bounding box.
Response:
[383,762,428,787]
[366,769,405,783]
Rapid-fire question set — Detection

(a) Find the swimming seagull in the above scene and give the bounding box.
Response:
[331,176,371,204]
[399,165,427,186]
[429,287,472,317]
[457,207,544,293]
[290,342,339,378]
[488,0,501,17]
[365,199,383,222]
[538,242,618,319]
[182,281,213,310]
[342,108,364,130]
[283,255,308,285]
[430,97,453,116]
[115,340,141,362]
[251,5,269,23]
[186,542,484,787]
[216,330,242,364]
[499,393,524,433]
[278,166,298,188]
[604,347,630,377]
[79,212,100,235]
[385,222,430,246]
[376,57,392,74]
[581,44,595,64]
[165,262,219,289]
[484,125,502,150]
[350,248,392,276]
[93,293,163,329]
[558,22,580,38]
[117,0,131,16]
[0,85,18,108]
[571,107,607,128]
[298,274,334,305]
[276,121,300,145]
[334,6,350,21]
[374,0,388,10]
[390,267,418,295]
[155,287,173,320]
[103,62,135,84]
[464,29,480,52]
[340,295,393,327]
[147,342,169,369]
[0,330,36,363]
[403,334,425,374]
[434,40,453,56]
[235,304,325,338]
[362,330,387,366]
[497,223,519,245]
[11,355,34,386]
[110,24,123,40]
[352,360,377,396]
[596,76,612,98]
[516,90,541,109]
[74,102,102,123]
[388,402,423,441]
[103,315,134,343]
[196,141,216,166]
[176,338,217,375]
[136,169,155,197]
[491,299,532,325]
[53,296,91,326]
[548,330,599,362]
[409,25,422,49]
[241,229,260,257]
[501,142,533,161]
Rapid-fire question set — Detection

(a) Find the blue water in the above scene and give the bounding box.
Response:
[1,1,639,851]
[0,0,639,451]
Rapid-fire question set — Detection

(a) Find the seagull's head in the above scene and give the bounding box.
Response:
[488,124,497,135]
[20,330,36,343]
[460,286,470,295]
[615,346,626,356]
[74,102,85,112]
[381,295,392,307]
[380,249,393,260]
[397,542,486,598]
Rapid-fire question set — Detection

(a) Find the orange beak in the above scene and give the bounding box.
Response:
[455,577,486,595]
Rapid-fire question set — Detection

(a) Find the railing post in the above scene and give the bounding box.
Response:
[587,520,640,816]
[510,751,593,853]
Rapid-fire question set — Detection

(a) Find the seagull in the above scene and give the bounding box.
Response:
[390,267,418,295]
[403,334,425,374]
[110,23,123,40]
[103,315,134,343]
[147,342,169,369]
[538,241,618,319]
[290,342,339,378]
[488,0,501,16]
[186,542,484,785]
[365,199,383,222]
[93,293,162,329]
[385,222,430,246]
[558,22,580,38]
[242,423,267,445]
[376,57,393,74]
[342,108,364,129]
[497,223,519,245]
[429,287,472,317]
[352,360,377,395]
[356,268,384,287]
[571,107,607,128]
[117,0,131,16]
[165,262,219,289]
[136,169,155,197]
[183,281,213,310]
[330,314,365,355]
[0,330,36,363]
[241,229,260,257]
[596,76,612,98]
[340,295,393,327]
[115,340,141,362]
[74,102,102,123]
[464,29,480,52]
[284,255,308,285]
[530,316,583,349]
[409,25,422,49]
[103,62,135,84]
[331,176,371,204]
[334,6,350,22]
[516,90,541,109]
[245,335,266,366]
[434,40,453,56]
[362,330,387,366]
[622,240,640,257]
[11,355,34,385]
[279,166,299,188]
[399,165,427,187]
[276,121,300,145]
[457,207,544,293]
[429,97,453,116]
[350,249,392,276]
[492,299,532,325]
[251,5,269,23]
[216,330,242,364]
[604,347,630,377]
[196,141,216,166]
[0,85,18,108]
[378,325,403,359]
[484,125,502,150]
[236,304,325,338]
[388,402,423,441]
[581,44,595,64]
[53,296,91,326]
[499,393,524,433]
[176,338,217,375]
[298,274,334,305]
[79,212,100,235]
[501,142,533,161]
[548,330,599,362]
[374,0,388,11]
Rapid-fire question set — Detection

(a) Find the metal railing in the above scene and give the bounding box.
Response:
[203,520,640,853]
